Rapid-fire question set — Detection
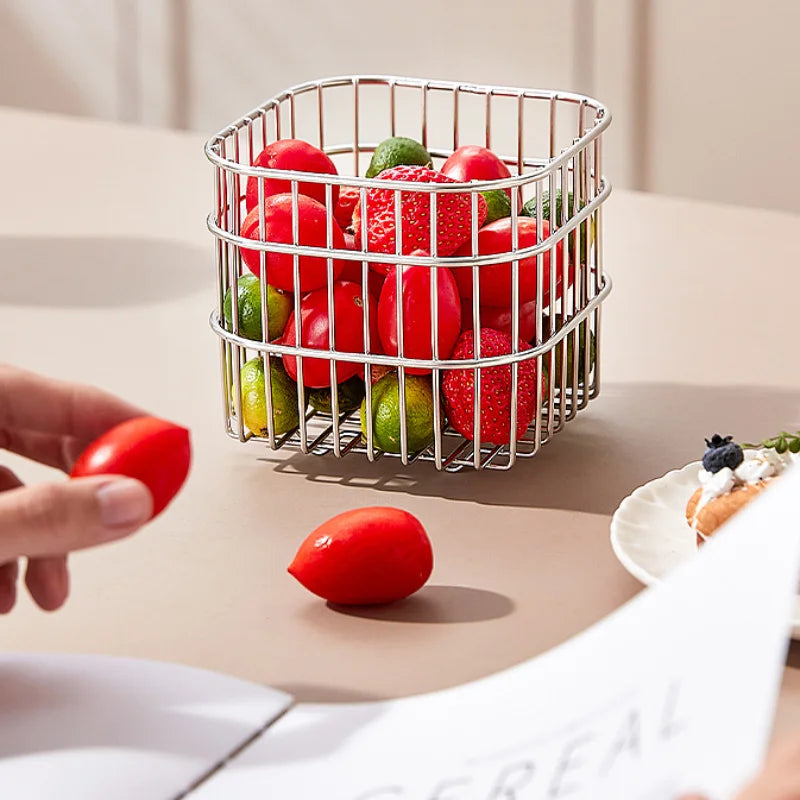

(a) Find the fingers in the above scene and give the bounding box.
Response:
[25,556,70,611]
[0,364,145,444]
[0,560,18,613]
[0,467,22,612]
[0,476,153,562]
[0,428,80,472]
[0,465,23,491]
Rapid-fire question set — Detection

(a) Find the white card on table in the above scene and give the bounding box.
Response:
[0,654,292,799]
[190,466,800,800]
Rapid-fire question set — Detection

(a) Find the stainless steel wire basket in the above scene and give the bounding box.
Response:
[205,75,612,471]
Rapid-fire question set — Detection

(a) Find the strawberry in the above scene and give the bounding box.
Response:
[442,328,543,445]
[334,186,360,230]
[352,165,487,275]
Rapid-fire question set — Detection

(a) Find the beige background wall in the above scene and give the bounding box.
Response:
[1,0,798,213]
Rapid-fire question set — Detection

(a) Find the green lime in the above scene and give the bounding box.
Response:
[365,136,433,178]
[481,189,512,224]
[521,190,595,265]
[545,315,596,387]
[240,356,304,436]
[309,375,366,415]
[360,373,435,453]
[223,274,292,341]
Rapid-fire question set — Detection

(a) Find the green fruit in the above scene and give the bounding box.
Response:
[366,136,433,178]
[223,274,292,341]
[360,373,435,454]
[546,315,596,387]
[521,190,595,265]
[240,356,304,436]
[309,375,366,415]
[480,189,512,224]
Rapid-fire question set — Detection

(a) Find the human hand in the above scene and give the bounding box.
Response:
[0,364,153,612]
[677,732,800,799]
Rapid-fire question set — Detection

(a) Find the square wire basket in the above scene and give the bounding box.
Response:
[204,75,612,472]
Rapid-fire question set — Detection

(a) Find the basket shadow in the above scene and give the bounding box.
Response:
[324,585,515,624]
[0,235,212,307]
[265,381,800,515]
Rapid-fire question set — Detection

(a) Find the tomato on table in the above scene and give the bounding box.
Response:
[288,507,433,605]
[70,417,191,518]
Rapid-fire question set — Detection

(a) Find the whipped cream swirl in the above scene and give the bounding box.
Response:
[694,448,797,524]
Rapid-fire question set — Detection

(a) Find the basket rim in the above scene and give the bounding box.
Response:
[203,74,612,188]
[209,271,611,370]
[206,178,609,265]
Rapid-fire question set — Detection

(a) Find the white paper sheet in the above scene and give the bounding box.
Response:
[190,466,800,800]
[0,654,292,799]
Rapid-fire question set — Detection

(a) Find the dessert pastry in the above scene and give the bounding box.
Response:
[686,433,798,546]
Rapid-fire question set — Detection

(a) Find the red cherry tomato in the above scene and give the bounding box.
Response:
[453,217,569,308]
[245,139,339,212]
[70,417,191,519]
[460,298,539,343]
[378,261,461,374]
[240,194,346,293]
[441,145,512,197]
[338,259,385,301]
[282,280,379,388]
[288,507,433,605]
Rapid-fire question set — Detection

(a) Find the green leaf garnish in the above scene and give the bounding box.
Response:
[741,430,800,453]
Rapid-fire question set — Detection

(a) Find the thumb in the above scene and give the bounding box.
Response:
[0,476,153,561]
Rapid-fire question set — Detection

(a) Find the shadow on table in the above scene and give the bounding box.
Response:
[0,235,212,307]
[326,585,515,624]
[264,382,800,515]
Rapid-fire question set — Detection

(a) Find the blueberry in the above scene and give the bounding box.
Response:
[702,434,744,473]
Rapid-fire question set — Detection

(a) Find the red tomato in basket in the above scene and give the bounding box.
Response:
[339,234,385,300]
[441,145,512,197]
[245,139,339,212]
[377,260,461,374]
[282,280,379,388]
[70,417,191,519]
[339,260,385,301]
[240,194,346,293]
[460,298,539,343]
[452,217,569,308]
[288,507,433,605]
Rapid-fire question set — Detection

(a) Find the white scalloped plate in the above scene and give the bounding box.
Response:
[610,462,800,639]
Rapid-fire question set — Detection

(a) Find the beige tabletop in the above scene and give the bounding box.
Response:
[1,107,799,737]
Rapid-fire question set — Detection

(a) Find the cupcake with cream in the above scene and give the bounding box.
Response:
[686,432,799,545]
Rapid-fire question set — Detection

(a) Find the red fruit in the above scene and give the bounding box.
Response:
[245,139,339,212]
[378,257,461,374]
[288,507,433,605]
[459,298,539,343]
[334,186,360,230]
[441,145,512,197]
[240,194,346,293]
[339,259,385,301]
[442,329,544,445]
[70,417,191,518]
[352,165,487,276]
[282,280,379,388]
[453,217,569,308]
